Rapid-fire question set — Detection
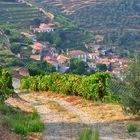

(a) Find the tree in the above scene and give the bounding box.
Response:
[28,61,56,76]
[10,43,21,54]
[66,58,88,75]
[122,56,140,116]
[96,63,107,72]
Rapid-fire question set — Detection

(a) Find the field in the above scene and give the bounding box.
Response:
[0,0,44,31]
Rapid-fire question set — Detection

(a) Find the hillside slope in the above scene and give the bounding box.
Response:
[29,0,110,14]
[68,0,140,50]
[0,0,44,31]
[69,0,140,31]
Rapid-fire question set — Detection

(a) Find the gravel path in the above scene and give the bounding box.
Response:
[18,93,124,140]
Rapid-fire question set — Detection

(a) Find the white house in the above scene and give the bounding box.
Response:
[33,23,54,33]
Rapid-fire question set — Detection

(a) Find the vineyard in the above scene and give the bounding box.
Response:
[0,0,44,31]
[21,72,111,101]
[26,0,109,15]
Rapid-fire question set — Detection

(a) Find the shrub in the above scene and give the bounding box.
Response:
[28,122,44,132]
[13,123,28,135]
[127,122,138,133]
[78,127,100,140]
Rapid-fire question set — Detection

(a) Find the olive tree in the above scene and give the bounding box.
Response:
[122,56,140,116]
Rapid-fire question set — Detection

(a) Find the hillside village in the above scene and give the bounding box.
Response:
[14,23,129,80]
[1,0,140,140]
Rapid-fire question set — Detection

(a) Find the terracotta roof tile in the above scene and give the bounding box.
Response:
[69,50,86,55]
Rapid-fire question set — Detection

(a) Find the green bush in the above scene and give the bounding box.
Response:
[127,122,138,133]
[28,122,44,132]
[0,66,13,103]
[21,72,111,101]
[13,123,28,135]
[78,127,100,140]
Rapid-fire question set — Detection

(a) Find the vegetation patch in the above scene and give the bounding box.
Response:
[77,127,100,140]
[0,104,44,139]
[21,72,111,101]
[127,122,138,133]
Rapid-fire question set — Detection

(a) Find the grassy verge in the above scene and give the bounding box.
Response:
[0,104,44,140]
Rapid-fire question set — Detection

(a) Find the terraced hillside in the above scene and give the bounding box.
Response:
[69,0,140,31]
[68,0,140,50]
[0,0,44,31]
[26,0,109,15]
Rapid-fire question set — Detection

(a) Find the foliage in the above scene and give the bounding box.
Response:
[127,122,138,133]
[21,72,111,101]
[122,56,140,116]
[0,66,13,103]
[10,42,21,54]
[28,61,56,76]
[0,0,43,30]
[96,63,107,72]
[37,31,61,46]
[0,104,44,138]
[78,127,100,140]
[66,58,88,75]
[69,0,140,50]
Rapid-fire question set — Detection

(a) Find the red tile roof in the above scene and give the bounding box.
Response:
[30,55,40,60]
[20,32,34,37]
[33,23,54,31]
[57,55,70,62]
[19,70,29,76]
[46,60,58,65]
[99,58,109,62]
[69,50,86,55]
[89,52,100,57]
[44,56,52,61]
[15,67,29,76]
[30,42,42,51]
[102,61,111,65]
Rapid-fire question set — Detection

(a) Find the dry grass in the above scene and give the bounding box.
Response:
[47,100,66,112]
[29,92,135,122]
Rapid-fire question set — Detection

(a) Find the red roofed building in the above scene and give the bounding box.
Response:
[68,50,87,62]
[33,23,54,33]
[57,55,70,64]
[30,55,41,61]
[30,42,43,52]
[45,57,58,70]
[15,67,29,77]
[20,32,35,39]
